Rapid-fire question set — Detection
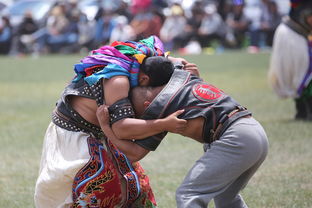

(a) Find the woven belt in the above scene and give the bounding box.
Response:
[207,107,252,144]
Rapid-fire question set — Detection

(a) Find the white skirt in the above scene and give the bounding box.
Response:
[34,122,92,208]
[268,23,309,98]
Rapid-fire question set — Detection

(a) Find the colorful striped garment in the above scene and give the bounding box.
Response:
[73,36,165,87]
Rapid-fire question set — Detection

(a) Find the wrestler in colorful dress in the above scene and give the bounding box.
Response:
[34,36,173,208]
[269,0,312,120]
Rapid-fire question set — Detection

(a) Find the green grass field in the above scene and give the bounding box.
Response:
[0,51,311,208]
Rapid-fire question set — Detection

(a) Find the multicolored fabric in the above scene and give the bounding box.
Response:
[297,37,312,96]
[71,137,157,208]
[73,36,165,88]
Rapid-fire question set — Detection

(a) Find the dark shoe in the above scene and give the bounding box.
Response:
[305,97,312,121]
[295,99,307,120]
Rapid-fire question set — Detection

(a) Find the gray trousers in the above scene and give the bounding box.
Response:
[176,117,269,208]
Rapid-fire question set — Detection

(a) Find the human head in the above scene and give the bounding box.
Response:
[130,86,164,118]
[138,56,174,87]
[289,0,312,31]
[171,4,184,16]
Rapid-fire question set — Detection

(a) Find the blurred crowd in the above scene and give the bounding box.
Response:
[0,0,287,56]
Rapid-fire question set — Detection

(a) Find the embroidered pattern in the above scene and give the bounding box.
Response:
[71,137,157,208]
[72,138,123,208]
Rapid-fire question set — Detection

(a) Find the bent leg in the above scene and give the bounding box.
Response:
[176,117,268,208]
[34,123,90,208]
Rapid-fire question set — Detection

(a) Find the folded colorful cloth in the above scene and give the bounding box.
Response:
[73,36,165,87]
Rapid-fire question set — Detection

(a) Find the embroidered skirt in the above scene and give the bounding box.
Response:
[34,122,156,208]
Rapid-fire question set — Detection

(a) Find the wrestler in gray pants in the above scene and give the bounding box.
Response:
[176,117,269,208]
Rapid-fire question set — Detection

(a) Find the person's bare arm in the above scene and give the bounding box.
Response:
[103,76,187,140]
[96,105,149,162]
[112,109,186,139]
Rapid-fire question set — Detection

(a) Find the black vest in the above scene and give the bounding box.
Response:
[135,70,251,150]
[52,79,105,138]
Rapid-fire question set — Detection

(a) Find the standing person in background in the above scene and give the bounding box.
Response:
[269,0,312,120]
[246,0,264,53]
[0,15,12,55]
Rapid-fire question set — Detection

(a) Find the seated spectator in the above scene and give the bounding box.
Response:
[198,4,226,48]
[160,3,186,50]
[16,11,38,55]
[130,0,151,16]
[20,4,79,55]
[225,0,250,48]
[76,12,96,52]
[173,3,205,49]
[0,16,12,55]
[45,5,78,53]
[109,15,135,43]
[130,5,163,41]
[94,10,116,47]
[217,0,232,20]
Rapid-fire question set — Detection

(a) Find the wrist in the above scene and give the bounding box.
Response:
[155,118,169,132]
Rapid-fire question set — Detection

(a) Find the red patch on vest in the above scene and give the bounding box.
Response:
[192,83,224,102]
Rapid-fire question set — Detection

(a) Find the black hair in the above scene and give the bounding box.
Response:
[140,56,174,87]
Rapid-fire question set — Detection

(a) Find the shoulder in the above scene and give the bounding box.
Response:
[103,76,129,87]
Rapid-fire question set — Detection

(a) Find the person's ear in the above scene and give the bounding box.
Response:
[143,101,151,109]
[139,74,150,86]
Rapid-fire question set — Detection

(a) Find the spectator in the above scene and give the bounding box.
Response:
[115,1,133,22]
[94,0,104,21]
[109,15,135,43]
[198,4,226,49]
[94,10,116,47]
[130,0,152,16]
[260,0,282,47]
[65,0,80,20]
[225,0,250,48]
[77,12,96,52]
[160,3,187,50]
[246,0,263,53]
[130,4,163,41]
[44,5,78,53]
[20,4,78,54]
[173,2,205,49]
[217,0,232,20]
[0,15,12,55]
[16,11,38,55]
